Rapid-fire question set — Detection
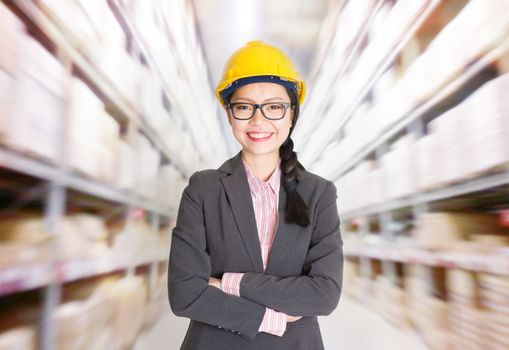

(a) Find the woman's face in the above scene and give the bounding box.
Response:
[227,82,294,158]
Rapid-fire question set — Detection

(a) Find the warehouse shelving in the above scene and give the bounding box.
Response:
[108,0,228,168]
[9,0,191,175]
[340,168,509,220]
[330,39,509,179]
[0,257,168,298]
[297,0,445,163]
[294,0,385,147]
[330,0,442,141]
[0,147,175,218]
[107,0,210,166]
[0,1,190,349]
[303,1,509,349]
[344,243,509,276]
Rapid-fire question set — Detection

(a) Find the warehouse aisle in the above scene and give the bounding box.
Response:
[134,297,429,350]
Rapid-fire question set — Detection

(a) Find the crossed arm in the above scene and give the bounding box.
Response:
[167,174,343,342]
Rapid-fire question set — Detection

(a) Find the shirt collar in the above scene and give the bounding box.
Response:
[242,158,281,196]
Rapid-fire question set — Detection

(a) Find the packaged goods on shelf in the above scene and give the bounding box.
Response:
[38,0,101,59]
[0,327,35,350]
[480,274,509,348]
[4,36,66,162]
[53,290,118,350]
[142,273,167,330]
[96,47,141,108]
[0,69,12,139]
[428,106,468,185]
[75,0,126,50]
[131,134,161,199]
[0,215,53,267]
[55,214,110,261]
[398,0,509,106]
[343,259,360,299]
[0,2,24,73]
[397,1,470,76]
[53,301,95,350]
[372,275,410,329]
[372,66,398,103]
[381,134,417,200]
[329,0,378,68]
[405,266,450,350]
[157,164,186,209]
[115,140,136,190]
[54,276,148,350]
[101,276,147,349]
[337,165,363,213]
[67,78,120,183]
[342,161,378,211]
[446,269,485,349]
[158,228,172,259]
[413,212,508,250]
[139,67,168,131]
[414,132,442,191]
[348,0,430,99]
[464,73,509,175]
[112,218,158,265]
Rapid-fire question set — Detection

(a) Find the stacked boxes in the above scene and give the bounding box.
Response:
[447,269,485,349]
[480,274,509,349]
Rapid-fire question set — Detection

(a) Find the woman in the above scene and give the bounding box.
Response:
[168,40,343,350]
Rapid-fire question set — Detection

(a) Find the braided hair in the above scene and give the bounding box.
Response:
[225,86,310,228]
[280,87,310,227]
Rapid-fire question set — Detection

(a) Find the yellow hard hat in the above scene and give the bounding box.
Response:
[215,40,307,107]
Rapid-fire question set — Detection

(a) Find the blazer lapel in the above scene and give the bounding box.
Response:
[265,175,306,274]
[220,151,264,272]
[219,151,309,274]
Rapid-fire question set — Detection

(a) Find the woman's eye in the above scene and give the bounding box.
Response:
[236,104,251,110]
[268,104,283,110]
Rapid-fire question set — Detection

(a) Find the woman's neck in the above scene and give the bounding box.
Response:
[241,151,280,182]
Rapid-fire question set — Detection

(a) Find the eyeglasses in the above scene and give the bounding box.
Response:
[228,102,292,120]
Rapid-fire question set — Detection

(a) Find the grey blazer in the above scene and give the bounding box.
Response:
[168,151,343,350]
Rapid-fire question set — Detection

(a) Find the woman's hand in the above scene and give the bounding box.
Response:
[286,315,302,323]
[208,277,221,289]
[209,277,301,322]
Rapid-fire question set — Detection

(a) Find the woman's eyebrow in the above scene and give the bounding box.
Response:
[232,96,290,102]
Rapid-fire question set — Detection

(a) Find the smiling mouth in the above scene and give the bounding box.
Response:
[247,132,273,141]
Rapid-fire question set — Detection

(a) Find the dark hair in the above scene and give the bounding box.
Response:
[225,86,310,227]
[280,87,310,227]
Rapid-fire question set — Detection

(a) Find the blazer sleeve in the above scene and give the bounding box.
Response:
[237,180,344,317]
[167,172,266,342]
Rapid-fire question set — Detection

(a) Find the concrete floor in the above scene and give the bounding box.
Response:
[134,297,429,350]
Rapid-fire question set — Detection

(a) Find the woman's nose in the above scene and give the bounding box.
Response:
[249,107,266,125]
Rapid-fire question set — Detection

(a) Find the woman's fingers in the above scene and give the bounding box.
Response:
[208,277,221,288]
[286,315,302,322]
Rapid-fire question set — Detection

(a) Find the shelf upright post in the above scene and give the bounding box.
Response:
[40,47,73,350]
[412,202,435,297]
[408,118,436,295]
[41,183,66,350]
[149,212,160,300]
[375,143,398,285]
[358,216,373,302]
[123,107,138,278]
[124,204,136,277]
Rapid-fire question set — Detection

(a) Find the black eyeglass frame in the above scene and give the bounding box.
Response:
[227,102,293,120]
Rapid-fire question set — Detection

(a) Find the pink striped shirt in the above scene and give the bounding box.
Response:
[220,158,287,336]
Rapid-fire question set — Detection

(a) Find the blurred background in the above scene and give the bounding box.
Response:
[1,0,509,349]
